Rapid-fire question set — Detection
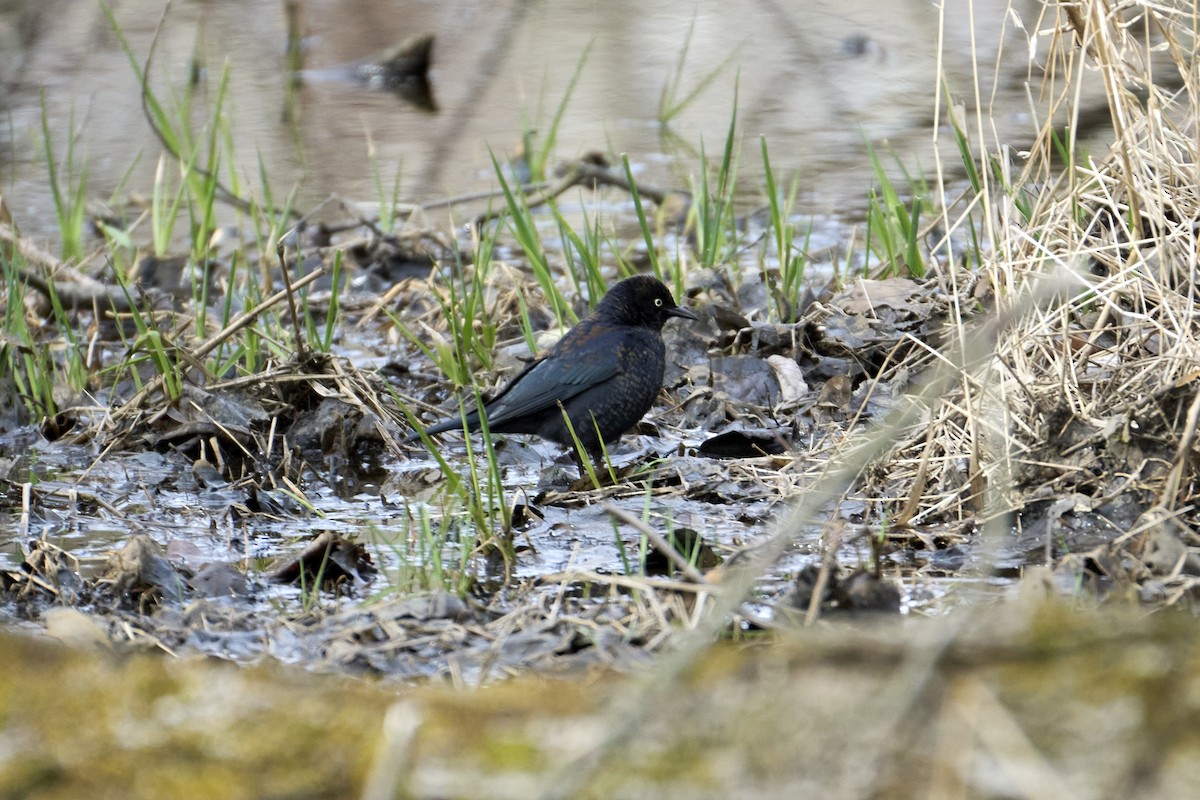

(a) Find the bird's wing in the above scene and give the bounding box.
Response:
[482,326,625,427]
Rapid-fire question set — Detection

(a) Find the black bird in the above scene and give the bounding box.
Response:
[407,275,698,464]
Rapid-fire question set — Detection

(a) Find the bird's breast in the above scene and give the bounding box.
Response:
[615,330,666,374]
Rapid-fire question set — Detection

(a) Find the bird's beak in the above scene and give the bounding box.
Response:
[668,305,700,322]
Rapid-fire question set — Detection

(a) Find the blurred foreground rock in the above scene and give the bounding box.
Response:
[2,600,1198,799]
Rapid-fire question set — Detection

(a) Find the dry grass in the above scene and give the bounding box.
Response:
[857,1,1200,540]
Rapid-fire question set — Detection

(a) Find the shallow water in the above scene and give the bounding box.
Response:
[1,0,1099,240]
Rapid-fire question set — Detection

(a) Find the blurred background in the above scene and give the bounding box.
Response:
[1,0,1094,240]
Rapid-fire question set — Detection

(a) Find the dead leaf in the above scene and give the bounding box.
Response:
[766,355,808,403]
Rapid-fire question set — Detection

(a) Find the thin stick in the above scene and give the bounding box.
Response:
[602,502,710,585]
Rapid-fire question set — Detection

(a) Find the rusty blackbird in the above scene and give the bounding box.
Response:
[407,274,698,461]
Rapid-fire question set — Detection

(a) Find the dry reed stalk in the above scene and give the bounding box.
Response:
[869,1,1200,529]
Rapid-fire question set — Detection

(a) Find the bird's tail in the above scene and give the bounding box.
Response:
[402,409,481,444]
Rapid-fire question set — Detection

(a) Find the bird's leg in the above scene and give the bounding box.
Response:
[566,446,610,485]
[567,447,589,481]
[587,448,612,484]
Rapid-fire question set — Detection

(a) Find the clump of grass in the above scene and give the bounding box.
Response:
[305,249,343,354]
[621,154,664,280]
[760,135,809,321]
[2,260,59,420]
[390,227,522,583]
[103,1,241,262]
[391,243,498,388]
[690,84,742,271]
[150,153,190,258]
[374,507,476,598]
[184,61,233,265]
[461,392,516,572]
[368,146,406,236]
[520,41,593,184]
[559,408,616,490]
[617,155,688,304]
[864,0,1200,543]
[91,4,309,396]
[0,236,91,420]
[399,393,515,587]
[550,200,610,307]
[492,154,576,331]
[39,96,88,262]
[863,138,928,278]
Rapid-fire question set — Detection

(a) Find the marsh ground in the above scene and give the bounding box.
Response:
[3,2,1200,797]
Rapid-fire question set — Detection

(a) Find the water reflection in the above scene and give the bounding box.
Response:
[2,0,1100,240]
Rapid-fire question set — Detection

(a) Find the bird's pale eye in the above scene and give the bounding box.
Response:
[654,298,663,307]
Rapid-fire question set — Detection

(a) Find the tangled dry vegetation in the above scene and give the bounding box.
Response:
[863,1,1200,606]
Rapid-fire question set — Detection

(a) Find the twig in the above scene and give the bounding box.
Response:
[0,222,142,312]
[472,159,682,228]
[602,502,710,585]
[277,241,308,360]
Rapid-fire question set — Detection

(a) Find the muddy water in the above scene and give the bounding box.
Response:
[1,0,1095,240]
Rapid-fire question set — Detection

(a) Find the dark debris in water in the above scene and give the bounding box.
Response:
[698,426,789,458]
[789,564,902,617]
[269,532,377,588]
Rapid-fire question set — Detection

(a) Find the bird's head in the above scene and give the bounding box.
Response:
[595,275,699,330]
